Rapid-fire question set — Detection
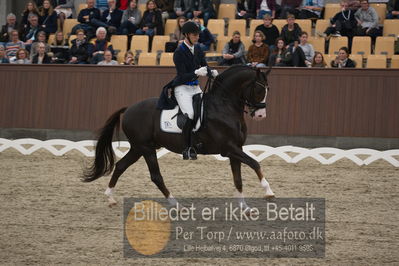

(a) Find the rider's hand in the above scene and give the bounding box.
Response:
[194,66,208,77]
[211,69,218,77]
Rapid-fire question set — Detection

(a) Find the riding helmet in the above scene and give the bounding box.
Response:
[181,21,200,35]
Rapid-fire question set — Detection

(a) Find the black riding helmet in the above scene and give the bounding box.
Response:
[181,21,200,35]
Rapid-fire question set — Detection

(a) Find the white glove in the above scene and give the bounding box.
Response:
[211,69,218,77]
[194,66,208,77]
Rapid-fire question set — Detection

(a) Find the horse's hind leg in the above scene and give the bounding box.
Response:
[105,149,142,206]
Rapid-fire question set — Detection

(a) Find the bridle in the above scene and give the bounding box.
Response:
[245,79,269,117]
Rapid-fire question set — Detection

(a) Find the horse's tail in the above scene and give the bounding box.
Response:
[82,107,127,182]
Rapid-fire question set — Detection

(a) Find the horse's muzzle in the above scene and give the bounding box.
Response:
[252,108,267,121]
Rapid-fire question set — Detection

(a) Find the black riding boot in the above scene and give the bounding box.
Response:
[182,118,197,160]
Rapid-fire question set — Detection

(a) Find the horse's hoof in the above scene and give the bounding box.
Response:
[108,198,117,207]
[264,194,275,199]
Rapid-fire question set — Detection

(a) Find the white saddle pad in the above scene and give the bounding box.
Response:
[160,106,202,133]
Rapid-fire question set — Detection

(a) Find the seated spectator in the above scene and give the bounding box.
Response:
[322,1,356,39]
[247,30,269,67]
[165,16,186,52]
[354,0,380,41]
[5,30,25,58]
[30,31,51,59]
[136,0,164,36]
[21,14,43,44]
[280,14,302,46]
[98,49,118,64]
[311,51,327,67]
[289,40,307,66]
[174,0,192,18]
[100,0,124,34]
[220,31,246,66]
[298,31,314,66]
[1,13,18,43]
[122,50,134,64]
[54,0,76,31]
[296,0,324,19]
[89,27,115,63]
[97,0,109,12]
[10,48,31,64]
[280,0,302,18]
[21,1,40,31]
[268,37,292,66]
[74,0,102,39]
[69,29,90,64]
[193,17,214,52]
[0,45,10,64]
[155,0,177,21]
[330,46,356,67]
[256,0,276,19]
[387,0,399,19]
[50,31,70,63]
[32,42,52,63]
[121,0,142,35]
[39,0,58,35]
[236,0,257,26]
[255,14,280,50]
[187,0,215,26]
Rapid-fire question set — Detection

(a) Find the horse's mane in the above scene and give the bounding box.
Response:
[209,65,255,93]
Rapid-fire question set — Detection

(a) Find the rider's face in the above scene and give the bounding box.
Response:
[187,33,199,44]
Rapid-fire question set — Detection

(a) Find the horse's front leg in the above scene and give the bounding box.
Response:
[226,146,275,198]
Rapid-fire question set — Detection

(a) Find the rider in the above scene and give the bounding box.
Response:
[173,21,218,160]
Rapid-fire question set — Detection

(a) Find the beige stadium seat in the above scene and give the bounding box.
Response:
[249,19,263,38]
[216,36,230,53]
[296,19,312,35]
[111,35,128,55]
[328,36,348,55]
[324,3,341,20]
[315,19,330,36]
[391,55,399,68]
[63,19,78,39]
[68,35,76,47]
[47,34,55,44]
[164,19,176,36]
[207,19,225,37]
[138,4,146,15]
[240,36,253,51]
[151,35,170,52]
[366,54,387,68]
[351,36,371,57]
[159,53,174,66]
[218,4,236,19]
[349,54,363,68]
[227,19,246,37]
[383,20,399,37]
[272,19,286,32]
[77,3,87,15]
[308,37,325,54]
[138,52,157,66]
[323,54,336,67]
[131,35,149,53]
[370,3,386,25]
[375,37,395,58]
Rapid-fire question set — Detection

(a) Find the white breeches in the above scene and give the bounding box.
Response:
[174,85,202,119]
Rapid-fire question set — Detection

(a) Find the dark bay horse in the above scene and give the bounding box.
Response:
[83,65,275,207]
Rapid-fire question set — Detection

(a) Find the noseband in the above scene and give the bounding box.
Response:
[245,80,268,116]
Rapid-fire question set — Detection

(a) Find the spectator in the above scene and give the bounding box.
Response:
[155,0,177,21]
[289,40,307,66]
[121,0,142,35]
[89,27,115,63]
[32,42,52,63]
[50,31,70,63]
[255,14,280,49]
[39,0,58,35]
[280,0,302,18]
[136,0,164,36]
[97,0,109,12]
[193,17,214,52]
[296,0,324,19]
[101,0,124,34]
[354,0,380,41]
[322,1,357,39]
[30,31,51,59]
[1,13,18,43]
[174,0,192,18]
[54,0,76,31]
[122,50,134,64]
[256,0,276,19]
[298,31,314,66]
[21,14,43,44]
[220,31,246,66]
[98,49,118,64]
[387,0,399,19]
[5,30,25,58]
[117,0,129,10]
[236,0,257,26]
[187,0,215,26]
[166,16,186,52]
[268,37,292,66]
[311,51,327,67]
[348,0,360,11]
[10,48,31,64]
[280,14,302,46]
[74,0,102,38]
[21,1,40,31]
[330,46,356,67]
[0,45,10,64]
[247,30,269,67]
[69,29,90,63]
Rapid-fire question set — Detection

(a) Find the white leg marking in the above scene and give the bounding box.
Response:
[261,178,275,197]
[105,187,117,206]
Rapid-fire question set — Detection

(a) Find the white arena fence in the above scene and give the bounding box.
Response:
[0,138,398,167]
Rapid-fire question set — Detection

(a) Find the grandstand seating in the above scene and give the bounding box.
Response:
[137,52,157,66]
[351,36,371,57]
[130,35,149,53]
[47,34,55,44]
[138,4,146,15]
[227,20,246,37]
[324,3,341,20]
[374,37,395,58]
[272,19,286,32]
[240,36,253,50]
[323,54,335,67]
[216,36,230,53]
[111,35,128,61]
[370,3,386,25]
[328,36,348,55]
[308,37,325,54]
[366,55,387,68]
[207,19,225,37]
[315,19,330,36]
[68,35,76,47]
[218,4,236,19]
[159,53,174,66]
[164,19,176,36]
[349,54,363,68]
[249,20,263,38]
[296,19,312,35]
[151,35,170,52]
[383,20,399,37]
[391,55,399,68]
[77,3,87,15]
[63,19,78,39]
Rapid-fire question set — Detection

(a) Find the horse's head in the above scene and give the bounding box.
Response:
[245,67,271,121]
